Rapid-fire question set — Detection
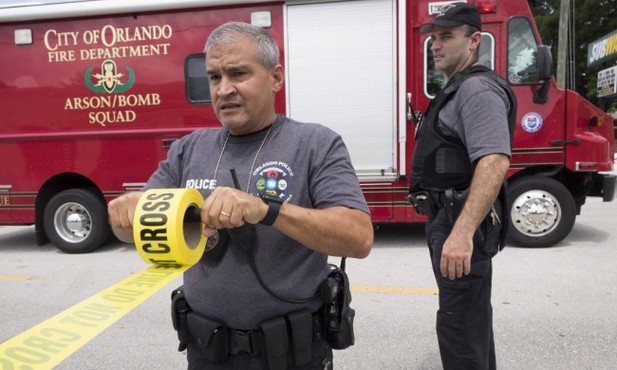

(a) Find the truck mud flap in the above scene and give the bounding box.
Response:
[589,173,616,202]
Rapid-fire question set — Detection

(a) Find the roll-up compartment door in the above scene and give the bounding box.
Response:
[286,0,396,180]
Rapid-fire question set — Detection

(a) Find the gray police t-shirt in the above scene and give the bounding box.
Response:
[437,74,512,162]
[143,115,369,329]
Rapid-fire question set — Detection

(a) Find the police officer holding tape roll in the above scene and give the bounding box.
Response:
[108,22,373,369]
[408,3,516,369]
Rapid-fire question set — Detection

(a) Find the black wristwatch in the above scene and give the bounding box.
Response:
[259,194,284,226]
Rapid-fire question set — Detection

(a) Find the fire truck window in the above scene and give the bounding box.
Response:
[186,55,211,104]
[424,33,494,98]
[507,17,539,85]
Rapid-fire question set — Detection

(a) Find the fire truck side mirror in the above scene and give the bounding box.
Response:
[536,45,553,81]
[533,45,553,104]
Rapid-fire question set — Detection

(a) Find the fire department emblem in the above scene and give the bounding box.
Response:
[521,112,543,133]
[84,59,135,94]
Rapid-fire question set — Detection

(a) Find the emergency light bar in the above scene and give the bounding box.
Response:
[474,0,497,14]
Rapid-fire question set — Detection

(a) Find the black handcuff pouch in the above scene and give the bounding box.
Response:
[187,313,230,362]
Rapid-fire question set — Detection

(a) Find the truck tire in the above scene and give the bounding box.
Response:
[506,176,576,248]
[43,188,111,253]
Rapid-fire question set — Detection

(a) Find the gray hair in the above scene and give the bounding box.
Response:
[204,22,280,68]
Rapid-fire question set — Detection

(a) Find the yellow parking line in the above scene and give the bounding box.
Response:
[0,274,32,281]
[352,285,438,295]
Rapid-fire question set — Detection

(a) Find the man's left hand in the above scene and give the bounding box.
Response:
[440,231,473,279]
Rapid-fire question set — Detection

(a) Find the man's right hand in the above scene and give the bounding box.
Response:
[107,191,143,243]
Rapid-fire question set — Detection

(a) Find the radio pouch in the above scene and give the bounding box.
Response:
[286,309,313,366]
[186,313,229,363]
[321,259,355,350]
[259,316,289,370]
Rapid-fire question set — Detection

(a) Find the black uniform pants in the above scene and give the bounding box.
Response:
[186,336,333,370]
[425,202,502,370]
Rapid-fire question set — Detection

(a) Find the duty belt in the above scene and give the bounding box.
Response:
[187,310,324,356]
[226,311,323,356]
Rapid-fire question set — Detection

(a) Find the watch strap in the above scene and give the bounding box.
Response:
[259,200,281,226]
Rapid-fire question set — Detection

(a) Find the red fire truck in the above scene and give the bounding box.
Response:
[0,0,614,253]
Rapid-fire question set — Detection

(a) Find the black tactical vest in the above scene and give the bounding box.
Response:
[410,65,516,192]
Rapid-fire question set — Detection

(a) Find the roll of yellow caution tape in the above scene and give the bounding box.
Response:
[133,188,207,266]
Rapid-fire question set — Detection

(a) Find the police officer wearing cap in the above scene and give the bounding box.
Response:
[410,3,516,369]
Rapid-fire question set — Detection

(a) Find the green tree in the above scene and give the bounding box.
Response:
[530,0,617,112]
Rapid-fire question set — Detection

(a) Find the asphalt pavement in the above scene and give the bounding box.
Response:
[1,181,617,369]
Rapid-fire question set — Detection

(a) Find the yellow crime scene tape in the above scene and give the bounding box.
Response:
[0,189,209,369]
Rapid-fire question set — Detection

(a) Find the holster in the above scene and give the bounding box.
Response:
[443,188,469,224]
[406,191,437,218]
[444,183,509,251]
[171,286,192,352]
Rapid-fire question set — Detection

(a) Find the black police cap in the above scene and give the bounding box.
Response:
[419,2,482,33]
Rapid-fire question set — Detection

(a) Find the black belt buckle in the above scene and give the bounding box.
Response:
[229,329,260,355]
